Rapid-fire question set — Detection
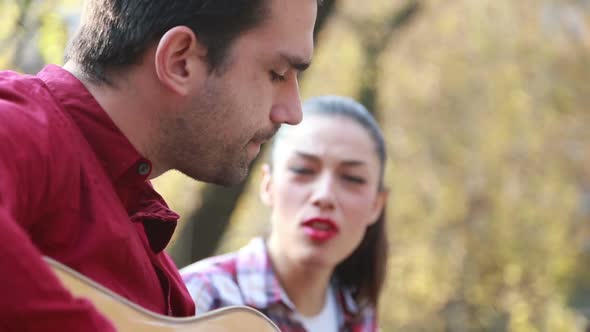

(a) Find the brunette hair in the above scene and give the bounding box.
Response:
[66,0,270,83]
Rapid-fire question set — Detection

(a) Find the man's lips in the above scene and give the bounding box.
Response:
[248,130,275,156]
[251,126,280,145]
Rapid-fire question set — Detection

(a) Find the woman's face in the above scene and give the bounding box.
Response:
[262,114,386,268]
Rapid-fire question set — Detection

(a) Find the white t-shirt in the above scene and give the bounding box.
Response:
[294,286,338,332]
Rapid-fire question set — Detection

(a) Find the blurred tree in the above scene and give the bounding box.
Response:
[376,0,590,331]
[344,0,421,115]
[0,0,74,72]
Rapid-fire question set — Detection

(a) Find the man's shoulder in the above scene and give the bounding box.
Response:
[0,69,80,188]
[0,69,55,106]
[0,69,38,89]
[0,69,65,136]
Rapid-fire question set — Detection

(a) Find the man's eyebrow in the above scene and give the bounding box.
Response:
[281,53,311,72]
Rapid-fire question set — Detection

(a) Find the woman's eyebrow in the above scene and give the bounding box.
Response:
[294,151,367,167]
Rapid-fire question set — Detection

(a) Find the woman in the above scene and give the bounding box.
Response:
[181,95,389,332]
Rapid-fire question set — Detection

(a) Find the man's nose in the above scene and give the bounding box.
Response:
[270,76,303,125]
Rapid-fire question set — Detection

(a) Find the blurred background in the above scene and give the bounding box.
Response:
[2,0,590,330]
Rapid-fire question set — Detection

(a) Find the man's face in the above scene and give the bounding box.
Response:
[162,0,317,185]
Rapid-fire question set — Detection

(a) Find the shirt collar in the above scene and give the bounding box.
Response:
[235,237,362,315]
[236,237,289,309]
[337,280,362,316]
[37,65,179,253]
[130,181,180,253]
[37,65,143,183]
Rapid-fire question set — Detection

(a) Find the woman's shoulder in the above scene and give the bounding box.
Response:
[180,251,244,312]
[180,237,268,281]
[180,238,270,313]
[181,251,240,279]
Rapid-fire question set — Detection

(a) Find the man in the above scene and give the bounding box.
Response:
[0,0,317,330]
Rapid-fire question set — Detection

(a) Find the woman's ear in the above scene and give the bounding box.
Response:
[368,189,388,226]
[259,164,274,207]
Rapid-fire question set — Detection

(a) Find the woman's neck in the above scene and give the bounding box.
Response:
[267,237,334,316]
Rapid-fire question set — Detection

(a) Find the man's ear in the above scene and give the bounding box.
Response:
[259,164,274,207]
[154,26,208,96]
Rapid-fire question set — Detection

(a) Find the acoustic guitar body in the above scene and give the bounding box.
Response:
[45,257,280,332]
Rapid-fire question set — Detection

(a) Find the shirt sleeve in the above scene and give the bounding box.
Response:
[0,94,117,331]
[182,266,245,314]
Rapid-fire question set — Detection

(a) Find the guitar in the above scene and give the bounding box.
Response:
[44,257,281,332]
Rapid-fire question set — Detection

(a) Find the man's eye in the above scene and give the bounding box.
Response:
[270,71,287,82]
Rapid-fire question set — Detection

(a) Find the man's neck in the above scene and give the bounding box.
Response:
[63,61,164,178]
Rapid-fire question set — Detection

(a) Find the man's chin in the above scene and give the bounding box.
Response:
[210,174,246,187]
[196,166,250,186]
[177,155,253,186]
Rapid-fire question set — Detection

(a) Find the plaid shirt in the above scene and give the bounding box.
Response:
[181,238,378,332]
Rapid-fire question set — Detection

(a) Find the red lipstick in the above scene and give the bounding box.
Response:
[301,217,340,242]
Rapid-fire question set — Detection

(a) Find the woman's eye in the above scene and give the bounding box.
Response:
[289,167,313,175]
[270,71,287,82]
[342,175,366,184]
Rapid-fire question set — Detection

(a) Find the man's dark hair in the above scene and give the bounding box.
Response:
[65,0,270,84]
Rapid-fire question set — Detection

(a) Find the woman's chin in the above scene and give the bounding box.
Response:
[295,250,339,270]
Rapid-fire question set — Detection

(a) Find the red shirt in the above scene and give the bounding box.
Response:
[0,65,195,331]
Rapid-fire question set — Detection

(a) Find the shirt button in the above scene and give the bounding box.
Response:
[137,161,151,176]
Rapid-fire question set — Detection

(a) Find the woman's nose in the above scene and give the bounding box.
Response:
[311,174,336,210]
